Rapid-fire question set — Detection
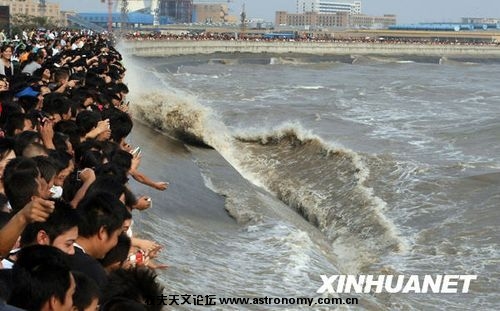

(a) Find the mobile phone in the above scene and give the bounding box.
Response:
[131,147,141,156]
[37,111,51,125]
[48,82,60,90]
[128,250,145,267]
[147,197,153,208]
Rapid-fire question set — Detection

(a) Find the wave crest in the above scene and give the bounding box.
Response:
[131,91,406,271]
[234,124,407,271]
[131,91,212,147]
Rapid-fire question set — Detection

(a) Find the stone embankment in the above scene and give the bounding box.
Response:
[121,40,500,58]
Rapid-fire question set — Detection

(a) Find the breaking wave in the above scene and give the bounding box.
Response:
[131,90,406,271]
[233,125,407,268]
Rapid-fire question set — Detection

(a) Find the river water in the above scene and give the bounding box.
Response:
[122,51,499,310]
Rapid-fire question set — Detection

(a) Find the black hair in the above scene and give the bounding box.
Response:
[111,149,132,171]
[94,162,128,185]
[101,107,133,143]
[76,110,101,137]
[0,102,23,130]
[0,137,15,160]
[33,155,57,183]
[2,156,39,182]
[48,149,72,173]
[31,67,46,80]
[99,233,131,270]
[17,95,39,113]
[86,175,127,200]
[13,130,41,156]
[113,82,129,94]
[76,192,127,238]
[53,68,70,84]
[101,297,147,311]
[124,187,138,209]
[3,157,39,213]
[84,71,106,90]
[74,139,101,167]
[4,171,39,212]
[20,200,81,247]
[101,267,164,311]
[3,112,28,137]
[78,149,103,170]
[19,49,45,71]
[61,170,82,204]
[26,109,45,128]
[72,271,100,311]
[9,245,72,310]
[42,92,71,118]
[22,142,49,158]
[53,120,81,150]
[69,87,91,109]
[98,140,119,163]
[0,44,12,53]
[52,131,71,155]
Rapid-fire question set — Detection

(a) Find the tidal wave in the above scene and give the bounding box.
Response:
[131,91,405,271]
[123,50,500,309]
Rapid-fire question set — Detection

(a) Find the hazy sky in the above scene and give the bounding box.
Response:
[53,0,500,24]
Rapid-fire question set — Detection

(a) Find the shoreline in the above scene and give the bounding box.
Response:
[121,40,500,58]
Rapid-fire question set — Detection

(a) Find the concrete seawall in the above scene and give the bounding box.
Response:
[121,40,500,58]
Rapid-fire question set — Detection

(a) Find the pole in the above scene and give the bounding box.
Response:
[108,0,113,33]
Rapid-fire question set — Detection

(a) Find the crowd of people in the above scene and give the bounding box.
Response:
[124,30,500,46]
[0,28,168,310]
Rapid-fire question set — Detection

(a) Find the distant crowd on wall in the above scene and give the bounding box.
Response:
[0,27,169,311]
[124,30,500,46]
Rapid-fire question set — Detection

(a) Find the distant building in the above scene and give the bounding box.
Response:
[193,3,231,24]
[461,17,500,24]
[350,14,396,28]
[297,0,362,15]
[247,18,273,30]
[0,0,62,21]
[0,6,8,33]
[76,12,170,27]
[276,10,395,29]
[276,11,349,28]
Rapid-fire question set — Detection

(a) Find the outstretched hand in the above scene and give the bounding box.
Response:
[134,196,152,210]
[153,181,169,191]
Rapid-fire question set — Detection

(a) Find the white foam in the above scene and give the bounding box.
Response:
[293,85,325,90]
